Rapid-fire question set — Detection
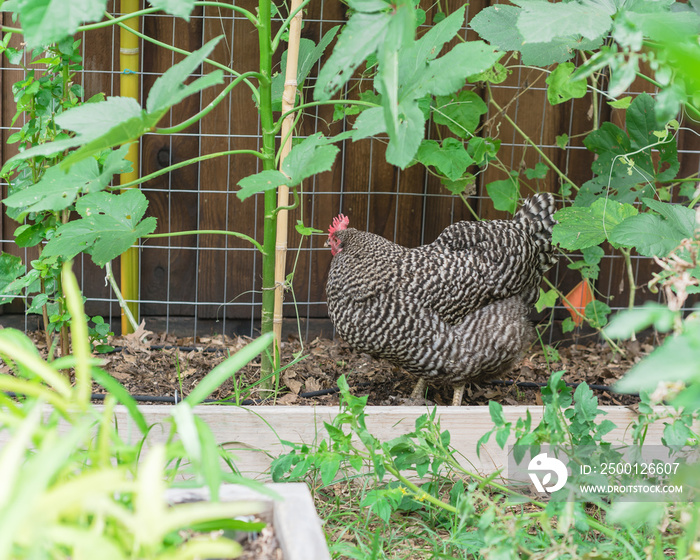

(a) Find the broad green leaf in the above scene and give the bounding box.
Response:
[472,2,605,65]
[517,0,613,43]
[282,133,340,185]
[2,0,107,50]
[352,107,387,140]
[148,0,196,19]
[608,96,632,109]
[552,198,638,250]
[42,189,157,266]
[470,5,524,52]
[272,28,340,111]
[411,6,467,67]
[415,138,472,181]
[146,36,224,114]
[3,146,131,218]
[642,198,696,237]
[524,162,549,180]
[605,302,677,339]
[535,288,558,313]
[609,213,691,257]
[546,62,587,105]
[6,41,223,171]
[236,171,288,201]
[410,41,502,98]
[615,326,700,393]
[433,90,487,138]
[384,100,425,169]
[315,10,392,101]
[486,174,520,214]
[0,253,25,305]
[584,300,611,329]
[556,134,569,149]
[1,97,143,171]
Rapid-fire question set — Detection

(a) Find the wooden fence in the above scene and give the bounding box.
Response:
[1,0,699,337]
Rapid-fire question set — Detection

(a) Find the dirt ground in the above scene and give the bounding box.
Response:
[80,325,653,407]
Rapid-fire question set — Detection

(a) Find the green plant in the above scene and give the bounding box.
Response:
[0,261,276,559]
[269,374,700,558]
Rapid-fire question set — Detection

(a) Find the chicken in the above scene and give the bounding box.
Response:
[325,193,557,405]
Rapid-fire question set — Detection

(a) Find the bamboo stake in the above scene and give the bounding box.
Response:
[119,0,141,335]
[272,0,303,366]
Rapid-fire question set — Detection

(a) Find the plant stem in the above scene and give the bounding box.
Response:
[620,247,636,309]
[155,72,263,134]
[487,86,579,193]
[105,261,140,333]
[117,149,265,189]
[274,99,379,133]
[257,0,278,392]
[105,13,262,102]
[145,229,265,254]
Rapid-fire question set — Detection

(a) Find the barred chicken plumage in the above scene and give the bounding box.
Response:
[325,193,557,405]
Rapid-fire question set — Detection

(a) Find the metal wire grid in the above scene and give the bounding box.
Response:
[0,1,697,340]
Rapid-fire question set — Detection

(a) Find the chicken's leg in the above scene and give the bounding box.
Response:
[410,378,427,400]
[451,383,465,406]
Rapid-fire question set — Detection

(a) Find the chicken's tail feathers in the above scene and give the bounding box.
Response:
[515,192,557,271]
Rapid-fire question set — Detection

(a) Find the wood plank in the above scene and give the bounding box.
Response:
[140,10,204,317]
[91,404,668,480]
[167,483,331,560]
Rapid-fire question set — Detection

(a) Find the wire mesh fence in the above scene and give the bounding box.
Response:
[1,0,698,342]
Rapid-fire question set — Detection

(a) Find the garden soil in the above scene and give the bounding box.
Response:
[68,325,656,407]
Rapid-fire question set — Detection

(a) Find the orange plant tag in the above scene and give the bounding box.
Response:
[563,280,594,326]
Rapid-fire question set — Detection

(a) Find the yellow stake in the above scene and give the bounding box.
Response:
[119,0,141,334]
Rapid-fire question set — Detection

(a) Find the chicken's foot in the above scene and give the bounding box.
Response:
[451,383,465,406]
[410,378,427,400]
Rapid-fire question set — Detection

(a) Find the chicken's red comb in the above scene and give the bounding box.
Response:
[328,213,349,235]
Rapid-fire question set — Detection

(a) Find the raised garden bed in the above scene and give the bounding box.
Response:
[166,483,329,560]
[104,404,667,479]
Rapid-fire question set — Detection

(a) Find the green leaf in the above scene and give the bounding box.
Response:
[605,302,678,339]
[272,28,340,111]
[146,36,224,115]
[409,41,502,98]
[524,162,548,180]
[486,174,520,214]
[4,145,131,219]
[415,138,473,181]
[148,0,196,19]
[584,300,611,329]
[440,176,474,196]
[535,288,558,313]
[315,9,393,101]
[517,0,614,44]
[546,62,587,105]
[184,333,274,405]
[433,90,487,138]
[4,0,108,50]
[41,189,157,266]
[615,326,700,393]
[552,198,638,250]
[384,100,425,169]
[352,107,387,140]
[236,171,288,201]
[556,133,569,149]
[0,253,25,305]
[562,317,576,333]
[608,96,632,109]
[283,133,341,185]
[609,213,693,258]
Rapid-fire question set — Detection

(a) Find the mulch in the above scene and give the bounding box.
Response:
[79,325,655,407]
